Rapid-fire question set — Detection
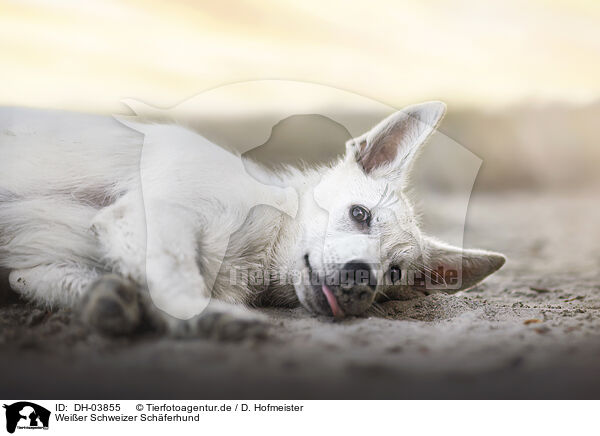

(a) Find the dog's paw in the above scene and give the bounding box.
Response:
[79,274,141,336]
[194,310,270,341]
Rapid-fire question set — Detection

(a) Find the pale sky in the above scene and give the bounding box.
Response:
[1,0,599,113]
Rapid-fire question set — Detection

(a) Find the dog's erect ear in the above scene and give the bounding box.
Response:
[346,101,446,183]
[415,236,506,293]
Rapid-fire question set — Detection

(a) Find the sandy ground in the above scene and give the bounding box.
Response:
[1,189,599,399]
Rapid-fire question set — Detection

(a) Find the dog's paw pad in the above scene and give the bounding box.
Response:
[195,312,270,342]
[79,275,141,336]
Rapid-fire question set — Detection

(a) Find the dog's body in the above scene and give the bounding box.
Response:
[0,103,505,337]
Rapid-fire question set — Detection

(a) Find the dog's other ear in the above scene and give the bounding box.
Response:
[346,101,445,183]
[415,236,506,293]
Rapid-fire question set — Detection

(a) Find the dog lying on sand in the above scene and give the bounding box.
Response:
[0,102,504,339]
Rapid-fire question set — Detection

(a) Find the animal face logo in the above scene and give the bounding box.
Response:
[3,402,50,433]
[118,80,504,319]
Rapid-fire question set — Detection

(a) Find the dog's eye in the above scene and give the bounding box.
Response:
[350,205,370,224]
[390,266,402,283]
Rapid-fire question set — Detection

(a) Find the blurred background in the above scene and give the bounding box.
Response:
[1,0,599,192]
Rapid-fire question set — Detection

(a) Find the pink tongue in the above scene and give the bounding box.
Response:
[321,284,345,318]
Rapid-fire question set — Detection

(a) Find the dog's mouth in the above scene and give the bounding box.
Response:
[303,254,345,318]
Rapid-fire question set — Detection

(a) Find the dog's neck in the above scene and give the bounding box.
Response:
[235,160,326,306]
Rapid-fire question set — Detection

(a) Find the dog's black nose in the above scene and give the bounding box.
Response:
[341,261,377,289]
[332,260,377,316]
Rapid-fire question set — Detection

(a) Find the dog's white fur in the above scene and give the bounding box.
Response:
[0,102,505,331]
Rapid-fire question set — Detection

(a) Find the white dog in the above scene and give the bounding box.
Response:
[0,102,505,339]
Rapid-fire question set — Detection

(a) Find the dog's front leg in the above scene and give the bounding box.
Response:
[146,204,269,340]
[90,195,268,340]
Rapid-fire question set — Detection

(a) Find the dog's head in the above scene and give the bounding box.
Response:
[293,101,505,317]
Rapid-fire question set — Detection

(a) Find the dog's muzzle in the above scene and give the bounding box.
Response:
[319,260,377,317]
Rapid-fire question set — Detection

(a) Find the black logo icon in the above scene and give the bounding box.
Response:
[3,402,50,433]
